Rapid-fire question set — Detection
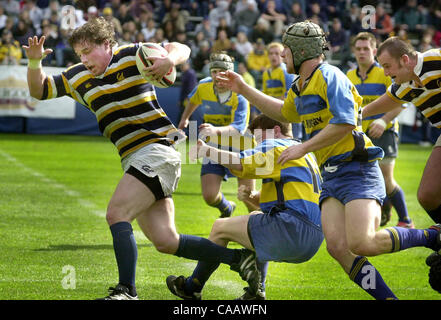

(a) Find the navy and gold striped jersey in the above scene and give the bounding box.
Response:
[41,42,178,159]
[346,62,398,134]
[281,63,384,168]
[231,138,322,226]
[262,63,294,99]
[386,48,441,129]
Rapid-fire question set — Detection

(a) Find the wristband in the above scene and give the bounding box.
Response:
[372,118,387,129]
[28,58,42,69]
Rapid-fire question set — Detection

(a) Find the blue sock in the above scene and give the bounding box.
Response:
[349,256,397,300]
[386,226,439,251]
[110,222,138,295]
[186,261,220,293]
[174,234,239,264]
[389,186,410,223]
[213,193,233,215]
[257,259,269,291]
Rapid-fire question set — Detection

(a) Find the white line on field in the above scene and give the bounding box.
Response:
[0,148,106,217]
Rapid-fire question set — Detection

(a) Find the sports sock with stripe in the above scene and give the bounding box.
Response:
[349,256,397,300]
[110,221,138,296]
[388,186,411,223]
[212,193,233,216]
[386,226,439,251]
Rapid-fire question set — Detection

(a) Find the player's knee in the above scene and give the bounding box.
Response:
[326,239,348,261]
[348,239,376,257]
[210,219,227,241]
[152,236,179,254]
[417,188,439,211]
[106,205,124,226]
[203,192,219,206]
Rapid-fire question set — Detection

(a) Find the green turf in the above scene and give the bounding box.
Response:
[0,133,439,300]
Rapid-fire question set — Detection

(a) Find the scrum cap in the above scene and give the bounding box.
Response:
[282,21,328,72]
[209,52,234,71]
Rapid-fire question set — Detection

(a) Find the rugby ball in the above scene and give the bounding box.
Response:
[135,42,176,88]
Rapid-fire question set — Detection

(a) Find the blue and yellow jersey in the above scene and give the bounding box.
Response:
[346,62,398,134]
[41,43,177,159]
[386,48,441,129]
[188,77,252,151]
[231,138,322,226]
[281,63,384,168]
[262,63,294,99]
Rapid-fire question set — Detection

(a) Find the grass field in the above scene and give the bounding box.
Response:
[0,133,439,300]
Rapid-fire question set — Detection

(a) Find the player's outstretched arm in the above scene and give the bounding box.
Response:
[216,70,287,122]
[22,36,53,99]
[362,93,403,118]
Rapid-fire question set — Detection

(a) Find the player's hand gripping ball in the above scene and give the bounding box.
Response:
[426,250,441,294]
[136,42,176,88]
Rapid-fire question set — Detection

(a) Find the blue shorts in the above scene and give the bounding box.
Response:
[247,208,324,263]
[319,160,386,206]
[200,161,235,181]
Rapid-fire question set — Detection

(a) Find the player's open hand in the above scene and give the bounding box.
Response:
[215,70,245,93]
[277,143,307,165]
[199,123,220,140]
[22,36,53,60]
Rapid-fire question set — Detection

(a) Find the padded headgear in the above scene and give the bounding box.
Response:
[209,52,234,71]
[282,21,328,72]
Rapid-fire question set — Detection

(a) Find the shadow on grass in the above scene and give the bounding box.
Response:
[34,243,154,251]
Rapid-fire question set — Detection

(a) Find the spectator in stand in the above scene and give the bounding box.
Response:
[307,1,328,26]
[42,0,60,21]
[426,25,441,47]
[2,0,20,18]
[40,22,58,66]
[372,3,394,41]
[13,18,35,48]
[237,61,256,89]
[419,30,434,53]
[138,7,153,30]
[234,0,260,37]
[141,18,157,42]
[190,31,208,58]
[194,17,216,44]
[116,3,135,26]
[193,39,211,76]
[152,27,167,44]
[26,0,44,34]
[208,0,232,32]
[246,38,270,80]
[216,17,234,39]
[0,29,22,65]
[119,30,134,45]
[286,1,306,25]
[178,60,198,121]
[259,0,287,39]
[235,31,254,61]
[250,18,274,44]
[130,0,155,21]
[86,6,99,22]
[394,0,426,38]
[0,6,7,32]
[0,16,14,37]
[103,7,123,38]
[156,0,173,23]
[163,20,178,42]
[212,29,231,53]
[429,0,441,30]
[328,17,347,57]
[162,4,188,34]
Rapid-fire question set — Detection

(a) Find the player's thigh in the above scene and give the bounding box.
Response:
[136,197,180,253]
[201,173,223,199]
[210,214,253,250]
[107,172,156,224]
[418,146,441,209]
[345,198,380,246]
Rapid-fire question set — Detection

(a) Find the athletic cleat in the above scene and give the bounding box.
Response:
[425,250,441,294]
[166,275,201,300]
[397,221,415,229]
[230,249,261,294]
[235,286,266,300]
[96,284,139,300]
[219,201,236,218]
[380,205,392,227]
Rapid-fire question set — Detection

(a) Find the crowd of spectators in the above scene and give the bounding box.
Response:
[1,0,441,88]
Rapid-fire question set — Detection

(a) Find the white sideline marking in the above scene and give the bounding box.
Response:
[0,148,106,217]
